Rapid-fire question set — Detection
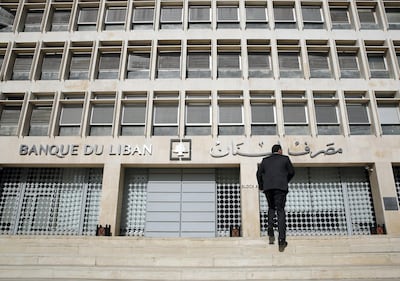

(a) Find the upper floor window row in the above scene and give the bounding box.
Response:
[2,1,400,32]
[1,39,400,81]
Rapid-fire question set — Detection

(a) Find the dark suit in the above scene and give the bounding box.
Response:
[257,153,295,243]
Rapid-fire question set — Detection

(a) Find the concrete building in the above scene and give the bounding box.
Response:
[0,0,400,239]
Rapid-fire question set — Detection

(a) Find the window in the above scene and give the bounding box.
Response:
[185,92,211,136]
[131,6,154,30]
[0,94,24,136]
[357,5,379,29]
[274,4,296,29]
[0,6,15,32]
[77,7,98,31]
[11,54,33,80]
[40,53,62,80]
[250,92,276,135]
[368,53,390,78]
[385,6,400,29]
[375,92,400,135]
[68,52,91,80]
[104,6,126,30]
[23,9,43,32]
[246,5,268,29]
[338,53,361,78]
[307,43,332,78]
[189,5,211,29]
[302,4,324,29]
[218,92,244,135]
[127,52,150,79]
[278,47,302,78]
[330,5,352,29]
[152,93,179,136]
[120,93,147,136]
[314,92,341,135]
[217,6,239,29]
[89,94,115,136]
[345,93,371,135]
[218,40,241,78]
[58,99,84,136]
[160,6,182,29]
[282,92,308,135]
[248,52,272,78]
[97,53,120,79]
[157,42,181,79]
[50,8,71,31]
[187,40,211,78]
[28,105,52,136]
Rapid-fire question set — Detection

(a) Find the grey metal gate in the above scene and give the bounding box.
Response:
[260,167,376,236]
[120,168,241,237]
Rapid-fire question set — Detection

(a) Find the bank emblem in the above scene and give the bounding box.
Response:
[170,139,191,160]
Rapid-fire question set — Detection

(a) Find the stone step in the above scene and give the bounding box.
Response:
[0,235,399,280]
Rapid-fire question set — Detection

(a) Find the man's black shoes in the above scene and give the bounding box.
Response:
[268,235,275,244]
[278,240,288,252]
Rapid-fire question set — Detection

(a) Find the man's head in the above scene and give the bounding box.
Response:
[272,144,282,154]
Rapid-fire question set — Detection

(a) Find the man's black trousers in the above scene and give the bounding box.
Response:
[264,189,287,242]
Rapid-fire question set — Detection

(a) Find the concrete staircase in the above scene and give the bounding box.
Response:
[1,235,400,281]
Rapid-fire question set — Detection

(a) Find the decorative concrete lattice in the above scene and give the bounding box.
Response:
[260,167,376,236]
[216,169,241,237]
[0,168,102,235]
[120,170,148,236]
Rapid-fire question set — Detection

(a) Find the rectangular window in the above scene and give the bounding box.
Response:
[28,105,52,136]
[90,104,114,136]
[246,6,268,29]
[11,54,33,80]
[157,52,181,79]
[23,10,43,32]
[385,7,400,29]
[274,5,296,29]
[0,6,15,32]
[104,7,126,30]
[185,102,211,136]
[58,104,83,136]
[189,6,211,29]
[315,103,340,135]
[358,6,379,29]
[248,52,272,78]
[127,52,150,79]
[330,6,352,29]
[278,51,302,78]
[97,53,120,79]
[308,51,332,78]
[283,100,308,135]
[0,105,21,136]
[338,52,361,78]
[77,7,98,31]
[251,103,276,135]
[346,103,371,135]
[121,103,146,136]
[160,6,182,29]
[187,52,211,78]
[50,9,71,31]
[217,6,239,29]
[40,53,62,80]
[68,53,91,80]
[132,7,154,30]
[302,5,324,29]
[218,103,243,135]
[368,53,390,78]
[218,52,241,78]
[377,104,400,135]
[152,102,179,136]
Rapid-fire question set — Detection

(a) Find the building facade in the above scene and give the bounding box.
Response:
[0,0,400,238]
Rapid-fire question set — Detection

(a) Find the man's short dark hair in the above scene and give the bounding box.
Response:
[272,144,282,153]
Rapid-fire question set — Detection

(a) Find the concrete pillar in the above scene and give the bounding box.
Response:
[240,161,261,238]
[370,161,400,234]
[98,161,122,236]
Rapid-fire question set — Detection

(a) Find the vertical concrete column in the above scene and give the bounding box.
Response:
[98,161,122,236]
[370,161,400,234]
[240,161,261,238]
